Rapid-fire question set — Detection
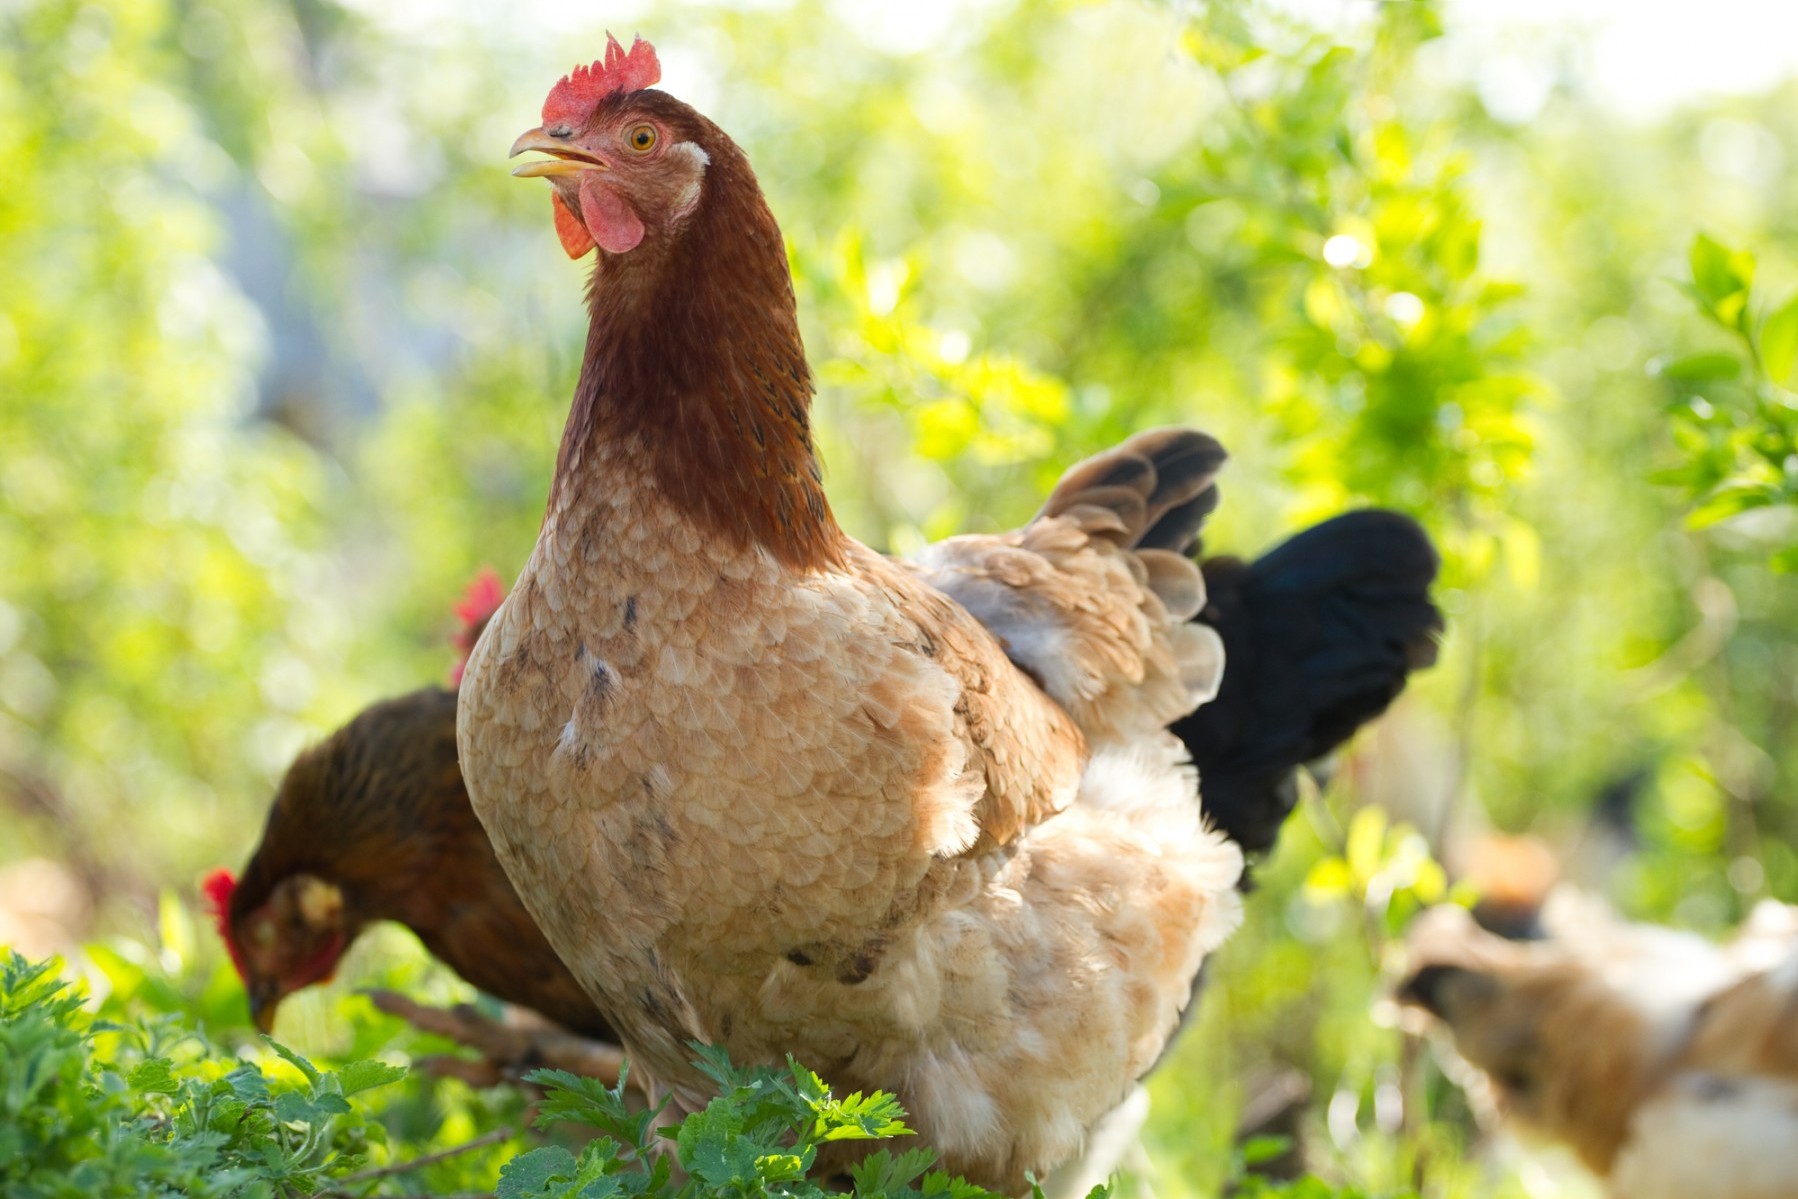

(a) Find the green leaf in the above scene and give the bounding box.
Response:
[676,1102,763,1188]
[851,1146,940,1194]
[496,1145,580,1199]
[333,1059,407,1098]
[262,1036,321,1086]
[754,1151,808,1183]
[1656,352,1742,382]
[223,1063,270,1102]
[524,1067,662,1148]
[128,1057,179,1096]
[1689,483,1776,528]
[311,1092,353,1116]
[1690,233,1754,311]
[1761,293,1798,386]
[811,1088,911,1142]
[1240,1135,1293,1166]
[273,1091,324,1125]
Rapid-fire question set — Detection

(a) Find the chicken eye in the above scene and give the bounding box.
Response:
[627,124,657,153]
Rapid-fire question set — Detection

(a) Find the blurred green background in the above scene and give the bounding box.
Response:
[4,0,1798,1194]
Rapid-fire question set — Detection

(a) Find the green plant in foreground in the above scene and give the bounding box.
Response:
[499,1044,1090,1199]
[4,944,1412,1198]
[3,948,1100,1199]
[0,950,405,1198]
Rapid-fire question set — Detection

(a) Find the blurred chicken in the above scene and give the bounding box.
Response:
[1399,900,1798,1199]
[1452,765,1654,939]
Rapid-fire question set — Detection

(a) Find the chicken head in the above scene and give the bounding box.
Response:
[510,35,713,259]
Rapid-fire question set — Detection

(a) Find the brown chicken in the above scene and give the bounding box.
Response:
[1399,900,1798,1199]
[207,686,611,1041]
[211,514,1437,1068]
[459,35,1246,1189]
[209,572,613,1042]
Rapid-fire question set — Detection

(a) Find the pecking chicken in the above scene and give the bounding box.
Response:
[209,572,614,1042]
[211,515,1436,1065]
[459,35,1248,1188]
[1399,899,1798,1199]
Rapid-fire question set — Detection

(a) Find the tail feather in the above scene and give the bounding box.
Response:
[1136,485,1222,555]
[1137,548,1206,623]
[1177,509,1442,856]
[918,428,1228,744]
[1039,429,1227,555]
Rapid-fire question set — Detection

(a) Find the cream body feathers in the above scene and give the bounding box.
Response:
[458,430,1242,1189]
[1402,899,1798,1199]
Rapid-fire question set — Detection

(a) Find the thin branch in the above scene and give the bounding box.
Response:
[342,1125,514,1183]
[322,1125,514,1195]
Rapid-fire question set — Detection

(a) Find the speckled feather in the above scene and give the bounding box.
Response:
[911,429,1228,750]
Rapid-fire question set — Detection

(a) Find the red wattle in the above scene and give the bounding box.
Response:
[580,179,645,254]
[554,194,596,259]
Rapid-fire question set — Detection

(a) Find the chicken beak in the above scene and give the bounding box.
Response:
[248,979,282,1034]
[509,127,608,177]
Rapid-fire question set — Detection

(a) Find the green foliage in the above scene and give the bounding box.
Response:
[0,951,404,1198]
[497,1051,954,1199]
[5,951,1121,1199]
[1659,233,1798,563]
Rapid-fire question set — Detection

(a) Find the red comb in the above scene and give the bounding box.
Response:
[202,867,247,981]
[451,567,507,687]
[542,34,661,129]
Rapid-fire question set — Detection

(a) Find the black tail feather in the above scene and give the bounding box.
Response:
[1175,509,1443,857]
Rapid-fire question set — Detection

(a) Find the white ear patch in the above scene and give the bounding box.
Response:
[670,141,710,218]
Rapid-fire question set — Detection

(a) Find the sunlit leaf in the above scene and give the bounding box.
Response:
[334,1059,407,1098]
[1656,352,1742,382]
[1689,232,1754,312]
[1689,483,1776,527]
[1761,293,1798,387]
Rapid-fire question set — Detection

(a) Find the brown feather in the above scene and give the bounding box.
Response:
[229,688,614,1040]
[552,91,844,575]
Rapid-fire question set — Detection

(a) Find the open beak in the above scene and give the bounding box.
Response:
[510,127,609,177]
[248,978,282,1034]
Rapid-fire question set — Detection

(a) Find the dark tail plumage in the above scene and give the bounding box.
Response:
[1175,509,1443,857]
[1036,427,1227,558]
